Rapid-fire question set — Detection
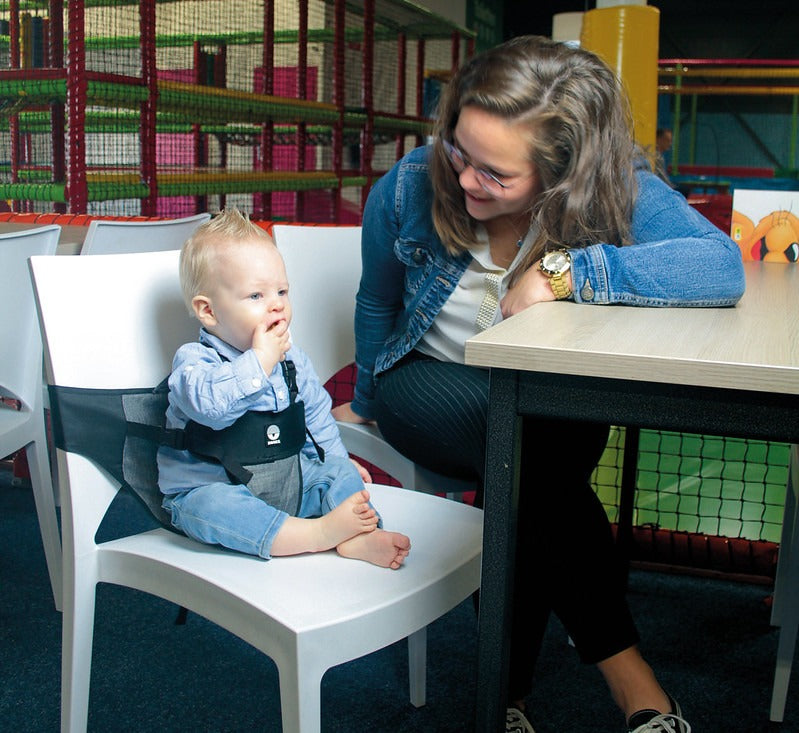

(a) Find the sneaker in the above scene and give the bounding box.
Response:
[627,695,691,733]
[506,705,536,733]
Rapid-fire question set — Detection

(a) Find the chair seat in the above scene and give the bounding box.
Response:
[339,422,478,496]
[0,408,35,456]
[93,480,482,659]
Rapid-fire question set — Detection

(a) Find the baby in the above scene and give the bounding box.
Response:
[157,207,410,569]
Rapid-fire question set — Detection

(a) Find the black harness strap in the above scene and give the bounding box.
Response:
[49,360,325,529]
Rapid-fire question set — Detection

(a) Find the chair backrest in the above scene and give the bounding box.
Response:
[272,224,362,384]
[30,250,195,390]
[30,250,198,540]
[80,213,211,255]
[0,225,60,410]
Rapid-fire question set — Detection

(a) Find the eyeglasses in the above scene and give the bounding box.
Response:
[441,138,530,197]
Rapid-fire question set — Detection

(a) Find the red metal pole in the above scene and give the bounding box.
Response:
[66,0,87,212]
[255,0,275,220]
[296,0,309,221]
[332,0,345,222]
[49,0,66,214]
[217,45,227,212]
[415,39,425,149]
[9,0,19,64]
[192,41,208,214]
[9,0,20,210]
[450,30,460,77]
[140,0,158,216]
[396,33,406,162]
[361,0,375,202]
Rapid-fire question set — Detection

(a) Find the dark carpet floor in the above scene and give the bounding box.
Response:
[2,466,798,732]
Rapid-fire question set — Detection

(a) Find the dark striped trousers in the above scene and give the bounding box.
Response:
[373,351,639,701]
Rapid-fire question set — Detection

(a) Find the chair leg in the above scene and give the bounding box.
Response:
[25,437,63,611]
[408,626,427,707]
[61,571,97,732]
[770,445,799,722]
[278,657,322,733]
[771,612,799,723]
[44,405,62,507]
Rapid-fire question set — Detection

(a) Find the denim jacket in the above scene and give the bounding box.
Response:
[351,145,746,420]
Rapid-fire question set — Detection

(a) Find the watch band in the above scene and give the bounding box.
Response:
[548,272,572,300]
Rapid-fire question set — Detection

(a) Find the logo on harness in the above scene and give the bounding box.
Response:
[266,425,281,445]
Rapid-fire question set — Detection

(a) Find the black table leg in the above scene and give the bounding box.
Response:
[475,368,522,732]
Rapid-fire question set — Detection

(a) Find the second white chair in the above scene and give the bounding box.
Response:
[272,224,477,498]
[80,212,211,254]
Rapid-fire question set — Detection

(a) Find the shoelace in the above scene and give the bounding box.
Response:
[630,711,692,733]
[505,707,535,733]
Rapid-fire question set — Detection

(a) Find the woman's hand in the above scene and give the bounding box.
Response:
[331,401,374,425]
[334,404,374,482]
[500,260,572,318]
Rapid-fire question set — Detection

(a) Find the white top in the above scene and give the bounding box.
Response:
[416,228,533,363]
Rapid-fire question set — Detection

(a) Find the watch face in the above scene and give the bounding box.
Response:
[543,251,568,273]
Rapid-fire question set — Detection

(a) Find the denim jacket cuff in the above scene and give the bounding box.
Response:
[570,246,610,304]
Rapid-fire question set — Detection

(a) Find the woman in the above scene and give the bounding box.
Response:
[334,35,744,733]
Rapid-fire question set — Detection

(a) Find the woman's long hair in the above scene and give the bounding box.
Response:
[430,35,638,276]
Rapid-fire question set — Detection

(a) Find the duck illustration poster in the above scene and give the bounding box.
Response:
[730,188,799,263]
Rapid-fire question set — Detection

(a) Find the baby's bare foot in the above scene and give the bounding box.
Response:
[336,529,411,569]
[319,489,378,548]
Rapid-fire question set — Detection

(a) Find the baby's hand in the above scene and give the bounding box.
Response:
[252,319,291,373]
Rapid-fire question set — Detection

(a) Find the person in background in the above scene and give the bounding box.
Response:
[656,127,673,156]
[655,127,674,183]
[334,35,744,732]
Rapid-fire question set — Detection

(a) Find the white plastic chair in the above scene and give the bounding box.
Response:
[80,212,211,255]
[0,225,62,610]
[272,224,477,498]
[29,249,483,733]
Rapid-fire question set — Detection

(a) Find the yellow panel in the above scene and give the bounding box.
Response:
[580,5,660,153]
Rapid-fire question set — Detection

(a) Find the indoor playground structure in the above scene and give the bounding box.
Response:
[657,56,799,236]
[0,1,795,585]
[0,0,474,221]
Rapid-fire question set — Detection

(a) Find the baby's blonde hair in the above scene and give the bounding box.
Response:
[179,207,274,313]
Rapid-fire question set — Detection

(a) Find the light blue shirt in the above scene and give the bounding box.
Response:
[158,329,347,495]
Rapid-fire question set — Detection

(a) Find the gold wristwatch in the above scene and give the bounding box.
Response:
[540,249,572,300]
